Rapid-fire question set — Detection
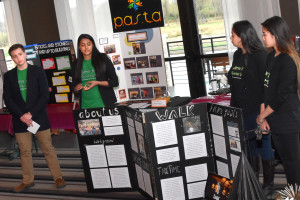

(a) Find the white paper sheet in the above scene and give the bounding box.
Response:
[27,121,40,134]
[183,133,207,160]
[210,114,224,136]
[143,170,153,197]
[231,154,240,176]
[161,176,185,200]
[156,147,180,164]
[213,134,227,159]
[135,120,144,136]
[55,94,68,102]
[56,85,70,93]
[152,120,178,148]
[52,76,66,86]
[187,181,206,199]
[127,117,134,127]
[105,145,127,166]
[104,126,124,136]
[109,167,131,188]
[85,144,107,168]
[56,56,70,70]
[135,164,145,191]
[42,58,55,69]
[216,161,230,179]
[185,163,208,183]
[90,168,112,189]
[102,115,122,126]
[228,126,240,138]
[128,125,138,153]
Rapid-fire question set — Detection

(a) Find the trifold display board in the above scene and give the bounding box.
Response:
[73,102,246,199]
[98,28,168,102]
[24,40,76,104]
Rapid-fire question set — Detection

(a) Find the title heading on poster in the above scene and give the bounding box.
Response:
[157,165,181,176]
[209,104,239,118]
[155,105,195,121]
[33,41,71,55]
[78,107,120,119]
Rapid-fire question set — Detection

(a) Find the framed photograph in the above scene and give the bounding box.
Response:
[130,73,144,85]
[146,72,159,84]
[149,55,162,67]
[118,89,127,99]
[154,86,167,98]
[99,37,108,45]
[124,57,136,69]
[132,42,146,54]
[128,88,140,99]
[127,32,148,42]
[112,55,121,65]
[104,44,116,54]
[77,119,102,136]
[140,87,154,99]
[136,56,149,68]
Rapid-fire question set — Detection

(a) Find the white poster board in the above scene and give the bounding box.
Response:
[99,28,168,102]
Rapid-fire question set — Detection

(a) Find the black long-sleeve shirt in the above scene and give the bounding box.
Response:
[228,49,267,115]
[264,51,300,134]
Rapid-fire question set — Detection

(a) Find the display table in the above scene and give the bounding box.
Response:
[190,94,231,106]
[0,103,76,135]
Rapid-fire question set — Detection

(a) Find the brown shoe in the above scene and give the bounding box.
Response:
[55,178,66,188]
[13,182,35,193]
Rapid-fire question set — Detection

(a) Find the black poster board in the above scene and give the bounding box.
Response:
[108,0,164,33]
[24,40,76,104]
[73,106,137,192]
[73,102,246,199]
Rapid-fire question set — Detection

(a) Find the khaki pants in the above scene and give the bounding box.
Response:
[15,129,62,184]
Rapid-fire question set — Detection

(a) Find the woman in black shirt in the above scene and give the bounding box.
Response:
[228,20,274,191]
[258,16,300,185]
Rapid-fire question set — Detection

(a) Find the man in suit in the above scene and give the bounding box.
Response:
[3,44,66,192]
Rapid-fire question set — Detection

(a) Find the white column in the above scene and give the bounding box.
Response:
[3,0,25,45]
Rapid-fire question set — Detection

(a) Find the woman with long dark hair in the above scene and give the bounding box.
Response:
[257,16,300,185]
[71,34,119,109]
[228,20,274,191]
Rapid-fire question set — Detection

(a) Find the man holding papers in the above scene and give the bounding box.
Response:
[3,44,66,192]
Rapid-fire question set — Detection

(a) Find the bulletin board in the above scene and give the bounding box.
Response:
[73,106,138,192]
[24,40,76,104]
[98,28,168,102]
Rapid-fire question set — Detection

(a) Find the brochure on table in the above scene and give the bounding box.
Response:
[24,40,76,104]
[73,102,246,199]
[0,49,7,109]
[99,28,168,102]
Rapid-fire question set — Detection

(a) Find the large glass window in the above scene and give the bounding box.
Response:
[0,2,9,58]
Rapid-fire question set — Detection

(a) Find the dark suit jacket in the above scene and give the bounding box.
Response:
[3,64,50,133]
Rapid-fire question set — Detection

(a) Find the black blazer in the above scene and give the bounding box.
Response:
[3,64,50,133]
[71,54,119,108]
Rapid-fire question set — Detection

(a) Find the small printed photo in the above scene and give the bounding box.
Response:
[154,86,167,98]
[182,115,201,134]
[137,134,146,159]
[104,44,116,54]
[128,88,140,99]
[227,121,240,139]
[77,119,102,136]
[229,136,241,152]
[146,72,159,84]
[205,172,233,200]
[149,55,162,67]
[136,56,149,68]
[140,87,154,99]
[132,42,146,54]
[118,89,127,99]
[112,55,121,65]
[131,73,144,85]
[124,57,137,69]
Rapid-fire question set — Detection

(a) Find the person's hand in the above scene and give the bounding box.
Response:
[20,112,33,127]
[83,81,98,91]
[256,114,265,124]
[75,83,83,91]
[260,120,270,134]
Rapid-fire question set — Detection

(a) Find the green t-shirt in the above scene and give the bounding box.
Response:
[17,68,28,102]
[81,59,105,109]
